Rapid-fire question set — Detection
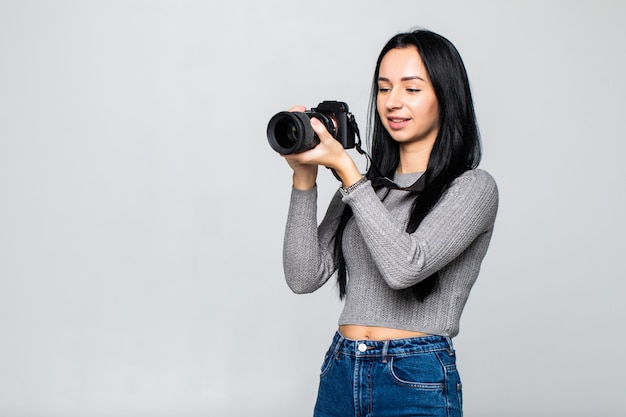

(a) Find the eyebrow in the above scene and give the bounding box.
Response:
[378,76,426,82]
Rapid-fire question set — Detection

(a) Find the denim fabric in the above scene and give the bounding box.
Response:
[313,331,462,417]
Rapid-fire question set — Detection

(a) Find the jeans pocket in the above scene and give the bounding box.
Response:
[388,353,445,390]
[319,349,335,379]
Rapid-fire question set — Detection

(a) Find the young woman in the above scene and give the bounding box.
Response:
[280,29,498,417]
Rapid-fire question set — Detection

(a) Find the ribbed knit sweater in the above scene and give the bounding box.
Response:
[283,169,498,337]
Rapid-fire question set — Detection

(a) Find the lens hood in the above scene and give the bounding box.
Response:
[267,111,318,154]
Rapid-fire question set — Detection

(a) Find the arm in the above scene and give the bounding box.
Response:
[279,106,363,293]
[342,169,499,290]
[282,187,345,294]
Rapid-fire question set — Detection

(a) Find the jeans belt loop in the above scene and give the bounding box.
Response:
[333,334,344,359]
[444,336,454,355]
[381,340,390,364]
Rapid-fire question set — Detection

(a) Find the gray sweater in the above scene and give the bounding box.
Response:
[283,169,498,337]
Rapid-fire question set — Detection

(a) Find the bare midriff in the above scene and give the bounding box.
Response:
[339,324,427,341]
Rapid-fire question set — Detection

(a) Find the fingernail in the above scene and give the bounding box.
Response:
[310,117,320,126]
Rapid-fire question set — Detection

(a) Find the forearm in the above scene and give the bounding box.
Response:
[342,170,499,289]
[291,168,317,190]
[282,187,342,293]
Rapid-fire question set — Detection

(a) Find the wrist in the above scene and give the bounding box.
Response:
[341,175,367,194]
[333,154,362,188]
[292,172,317,190]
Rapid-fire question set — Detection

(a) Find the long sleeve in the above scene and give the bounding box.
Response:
[282,186,345,294]
[341,169,499,290]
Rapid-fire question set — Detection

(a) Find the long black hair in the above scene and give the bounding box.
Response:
[334,29,482,300]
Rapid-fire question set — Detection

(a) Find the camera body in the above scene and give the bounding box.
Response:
[267,100,357,155]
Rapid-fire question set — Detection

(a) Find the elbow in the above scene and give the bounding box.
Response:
[286,280,313,294]
[386,278,416,291]
[284,272,319,294]
[387,281,408,291]
[283,256,330,294]
[290,286,313,295]
[383,268,432,291]
[381,240,430,290]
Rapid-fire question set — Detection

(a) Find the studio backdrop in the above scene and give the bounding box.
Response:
[1,1,624,416]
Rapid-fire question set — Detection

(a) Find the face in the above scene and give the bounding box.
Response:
[377,46,440,149]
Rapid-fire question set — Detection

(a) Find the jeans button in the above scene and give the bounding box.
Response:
[357,343,367,352]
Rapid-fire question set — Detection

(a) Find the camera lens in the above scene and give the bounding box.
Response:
[275,119,299,146]
[267,111,318,154]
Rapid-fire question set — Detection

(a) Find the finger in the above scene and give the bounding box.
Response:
[310,117,335,143]
[283,153,316,171]
[288,105,306,112]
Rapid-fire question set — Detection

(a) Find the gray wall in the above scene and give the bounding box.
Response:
[1,1,624,416]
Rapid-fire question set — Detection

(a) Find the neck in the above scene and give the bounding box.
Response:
[397,141,433,174]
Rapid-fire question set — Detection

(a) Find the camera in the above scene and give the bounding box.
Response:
[267,100,357,154]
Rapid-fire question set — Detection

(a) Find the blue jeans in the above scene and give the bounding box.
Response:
[313,331,462,417]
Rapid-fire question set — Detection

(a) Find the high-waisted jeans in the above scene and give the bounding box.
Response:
[313,331,462,417]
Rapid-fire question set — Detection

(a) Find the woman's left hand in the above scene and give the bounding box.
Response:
[283,117,363,188]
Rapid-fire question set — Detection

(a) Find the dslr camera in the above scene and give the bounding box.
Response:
[267,100,357,154]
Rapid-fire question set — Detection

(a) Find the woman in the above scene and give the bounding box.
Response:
[280,29,498,417]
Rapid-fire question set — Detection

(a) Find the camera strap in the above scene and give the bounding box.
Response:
[347,112,425,192]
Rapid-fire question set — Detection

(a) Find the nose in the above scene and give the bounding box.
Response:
[384,89,403,110]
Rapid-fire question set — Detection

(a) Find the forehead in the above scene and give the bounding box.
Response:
[378,46,428,80]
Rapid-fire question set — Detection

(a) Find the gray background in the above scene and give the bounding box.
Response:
[1,1,624,416]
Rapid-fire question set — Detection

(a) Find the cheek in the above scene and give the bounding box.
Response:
[425,99,440,126]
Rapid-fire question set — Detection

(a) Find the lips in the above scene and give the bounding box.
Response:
[387,116,410,130]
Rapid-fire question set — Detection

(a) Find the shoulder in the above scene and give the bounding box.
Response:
[452,169,498,195]
[443,169,499,213]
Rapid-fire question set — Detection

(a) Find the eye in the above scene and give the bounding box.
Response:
[378,87,391,93]
[406,88,421,93]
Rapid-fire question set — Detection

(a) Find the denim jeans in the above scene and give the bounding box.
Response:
[313,331,462,417]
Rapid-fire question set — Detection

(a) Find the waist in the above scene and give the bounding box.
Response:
[339,324,427,341]
[329,330,454,357]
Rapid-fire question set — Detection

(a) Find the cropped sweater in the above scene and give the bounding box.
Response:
[283,169,498,337]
